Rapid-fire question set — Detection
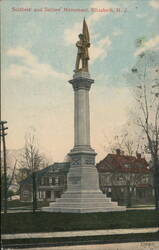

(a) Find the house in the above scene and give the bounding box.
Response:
[20,162,70,202]
[96,149,154,206]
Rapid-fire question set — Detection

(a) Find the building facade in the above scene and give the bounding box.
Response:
[20,162,70,202]
[96,149,154,206]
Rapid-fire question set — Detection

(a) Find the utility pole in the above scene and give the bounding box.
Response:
[32,171,37,213]
[0,121,8,214]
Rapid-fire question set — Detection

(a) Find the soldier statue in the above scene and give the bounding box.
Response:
[75,19,90,73]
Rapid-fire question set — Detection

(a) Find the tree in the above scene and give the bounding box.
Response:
[103,120,147,157]
[106,131,143,156]
[15,167,31,183]
[110,168,145,208]
[18,130,47,213]
[130,50,159,210]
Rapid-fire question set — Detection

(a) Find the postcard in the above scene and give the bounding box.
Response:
[1,0,159,249]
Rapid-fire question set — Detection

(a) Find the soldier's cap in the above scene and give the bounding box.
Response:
[79,33,84,38]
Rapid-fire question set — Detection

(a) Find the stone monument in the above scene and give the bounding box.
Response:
[42,19,126,213]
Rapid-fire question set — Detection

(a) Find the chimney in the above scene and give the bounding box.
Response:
[116,149,121,155]
[136,152,141,159]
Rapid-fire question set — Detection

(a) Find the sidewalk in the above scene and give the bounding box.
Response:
[20,241,159,250]
[2,227,159,240]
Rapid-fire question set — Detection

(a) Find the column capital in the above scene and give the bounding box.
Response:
[69,72,94,91]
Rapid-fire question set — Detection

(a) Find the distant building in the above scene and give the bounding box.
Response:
[20,162,70,202]
[96,149,154,206]
[20,150,154,206]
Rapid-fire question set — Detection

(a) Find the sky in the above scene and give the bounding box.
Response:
[1,0,159,163]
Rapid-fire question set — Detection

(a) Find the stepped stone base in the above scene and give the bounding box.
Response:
[42,191,126,213]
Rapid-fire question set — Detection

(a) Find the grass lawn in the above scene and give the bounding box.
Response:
[2,210,159,234]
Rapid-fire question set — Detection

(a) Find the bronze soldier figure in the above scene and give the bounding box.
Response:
[75,19,90,73]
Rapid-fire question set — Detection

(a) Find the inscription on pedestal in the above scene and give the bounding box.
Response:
[69,176,81,184]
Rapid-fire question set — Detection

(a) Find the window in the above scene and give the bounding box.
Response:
[52,177,55,185]
[42,191,46,199]
[49,177,52,185]
[124,164,131,168]
[39,191,42,199]
[152,189,155,196]
[39,191,46,199]
[107,187,112,197]
[120,188,124,193]
[46,190,51,199]
[23,190,29,197]
[137,189,146,199]
[55,191,61,198]
[142,175,149,184]
[55,177,59,185]
[117,176,123,182]
[41,177,45,185]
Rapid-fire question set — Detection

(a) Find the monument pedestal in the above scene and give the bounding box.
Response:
[42,149,125,213]
[42,72,126,213]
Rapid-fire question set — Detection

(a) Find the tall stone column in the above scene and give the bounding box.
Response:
[70,72,94,151]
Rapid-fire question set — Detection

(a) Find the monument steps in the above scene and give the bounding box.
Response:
[49,202,118,208]
[61,192,108,199]
[42,206,125,213]
[50,198,112,203]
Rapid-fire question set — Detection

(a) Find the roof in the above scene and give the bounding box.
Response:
[96,152,150,174]
[20,162,70,185]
